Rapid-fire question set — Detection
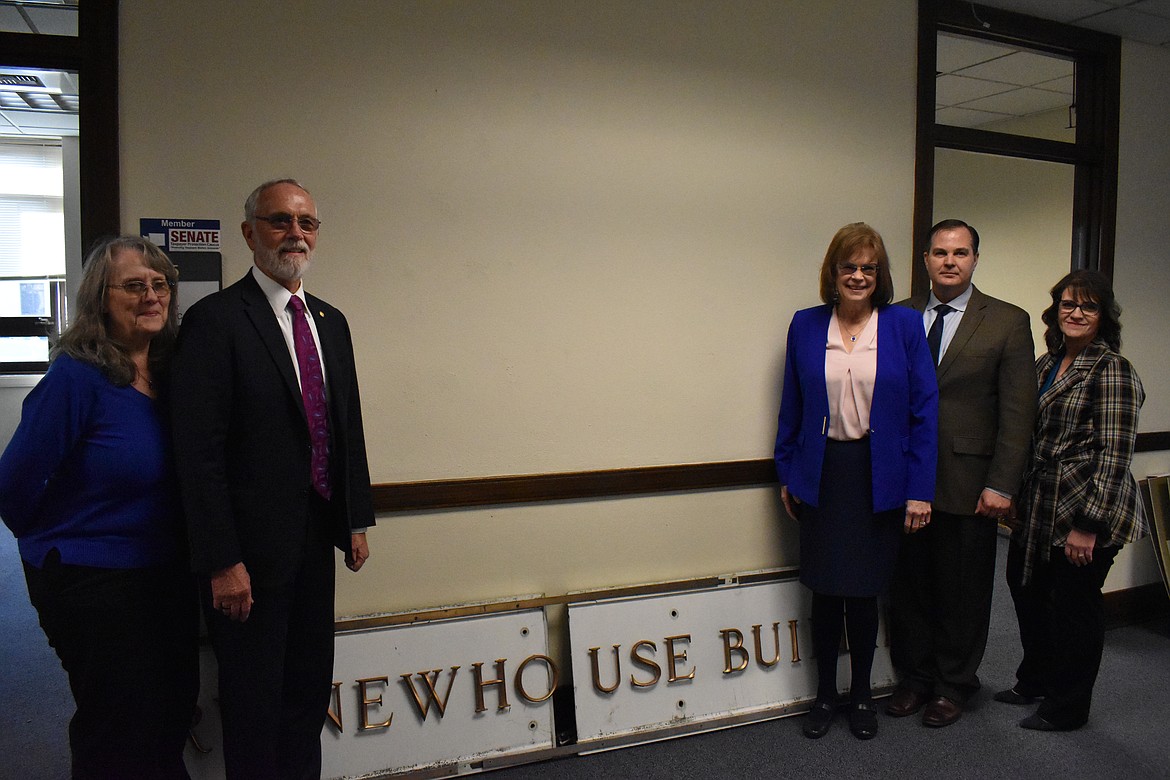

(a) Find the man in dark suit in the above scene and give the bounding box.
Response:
[887,219,1036,727]
[171,179,374,778]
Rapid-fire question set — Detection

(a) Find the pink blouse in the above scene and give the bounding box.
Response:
[825,308,878,441]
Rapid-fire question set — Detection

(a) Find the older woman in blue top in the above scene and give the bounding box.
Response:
[775,222,938,741]
[0,236,198,779]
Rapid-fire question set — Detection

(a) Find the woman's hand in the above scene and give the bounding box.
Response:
[780,485,801,520]
[904,499,932,534]
[1064,528,1098,566]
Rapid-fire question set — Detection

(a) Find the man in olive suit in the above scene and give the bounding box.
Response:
[887,219,1036,727]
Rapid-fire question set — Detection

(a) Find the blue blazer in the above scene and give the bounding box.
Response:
[774,304,938,513]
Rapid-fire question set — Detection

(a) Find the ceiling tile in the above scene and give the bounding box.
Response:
[936,74,1016,107]
[957,49,1074,86]
[962,86,1074,115]
[975,0,1117,23]
[937,33,1017,73]
[1075,7,1170,43]
[0,110,79,133]
[1033,74,1075,94]
[0,7,33,34]
[1131,0,1170,20]
[21,6,77,37]
[935,105,1014,128]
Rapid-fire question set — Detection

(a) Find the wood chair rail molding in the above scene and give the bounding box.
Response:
[373,431,1170,514]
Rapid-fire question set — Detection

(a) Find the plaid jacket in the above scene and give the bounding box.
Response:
[1016,339,1146,582]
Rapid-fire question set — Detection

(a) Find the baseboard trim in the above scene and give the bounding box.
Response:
[1104,582,1170,629]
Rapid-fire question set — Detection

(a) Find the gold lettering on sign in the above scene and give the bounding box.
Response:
[400,666,461,720]
[326,681,343,731]
[355,677,394,731]
[515,654,558,704]
[752,622,782,668]
[720,628,749,674]
[629,640,661,688]
[789,619,802,662]
[588,645,621,694]
[664,634,696,682]
[472,659,510,713]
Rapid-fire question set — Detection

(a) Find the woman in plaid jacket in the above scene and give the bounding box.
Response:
[998,269,1146,732]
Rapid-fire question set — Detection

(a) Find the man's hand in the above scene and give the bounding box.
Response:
[976,488,1011,521]
[347,532,369,572]
[211,562,253,622]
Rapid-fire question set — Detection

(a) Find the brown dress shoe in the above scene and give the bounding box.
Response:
[885,687,930,717]
[922,696,962,727]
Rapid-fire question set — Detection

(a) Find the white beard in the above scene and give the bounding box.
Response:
[255,240,312,284]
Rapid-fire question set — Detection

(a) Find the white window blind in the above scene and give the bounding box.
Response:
[0,142,65,278]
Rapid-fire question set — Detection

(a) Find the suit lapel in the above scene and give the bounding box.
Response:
[936,286,985,379]
[239,273,304,415]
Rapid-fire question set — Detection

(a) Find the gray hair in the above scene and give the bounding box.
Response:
[54,235,180,386]
[243,178,311,223]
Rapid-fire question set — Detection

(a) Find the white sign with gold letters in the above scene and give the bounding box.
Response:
[568,578,893,742]
[186,609,555,779]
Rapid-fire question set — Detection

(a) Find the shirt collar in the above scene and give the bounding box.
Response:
[926,283,973,313]
[251,265,306,316]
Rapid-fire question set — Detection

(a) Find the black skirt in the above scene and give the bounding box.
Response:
[798,437,903,597]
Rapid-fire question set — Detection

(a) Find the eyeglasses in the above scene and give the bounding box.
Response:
[108,280,174,297]
[255,213,321,233]
[837,263,878,277]
[1059,300,1100,316]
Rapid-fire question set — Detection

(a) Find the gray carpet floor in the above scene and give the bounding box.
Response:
[2,529,1168,779]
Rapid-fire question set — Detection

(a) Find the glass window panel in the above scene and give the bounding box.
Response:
[933,148,1074,354]
[936,32,1075,143]
[0,143,65,278]
[0,336,49,362]
[0,1,78,37]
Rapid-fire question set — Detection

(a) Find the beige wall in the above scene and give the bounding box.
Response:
[1104,41,1170,591]
[932,147,1073,354]
[116,0,918,622]
[6,3,1165,629]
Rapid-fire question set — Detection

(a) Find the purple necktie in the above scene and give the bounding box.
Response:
[288,295,332,499]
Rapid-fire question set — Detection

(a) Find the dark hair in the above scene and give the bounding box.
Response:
[1041,269,1121,354]
[53,235,180,385]
[244,178,311,224]
[927,219,979,255]
[818,222,894,306]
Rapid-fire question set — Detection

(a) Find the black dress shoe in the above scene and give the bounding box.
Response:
[994,687,1044,705]
[885,687,930,717]
[849,701,879,740]
[922,696,962,727]
[802,700,836,739]
[1020,713,1082,732]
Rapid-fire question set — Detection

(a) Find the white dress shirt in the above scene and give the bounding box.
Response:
[923,283,974,363]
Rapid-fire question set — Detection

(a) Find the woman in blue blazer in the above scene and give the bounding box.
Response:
[775,223,938,740]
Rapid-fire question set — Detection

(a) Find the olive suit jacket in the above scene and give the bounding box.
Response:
[899,286,1036,514]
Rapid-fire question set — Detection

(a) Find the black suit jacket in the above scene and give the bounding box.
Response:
[171,271,375,587]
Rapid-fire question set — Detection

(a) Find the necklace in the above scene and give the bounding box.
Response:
[841,311,873,342]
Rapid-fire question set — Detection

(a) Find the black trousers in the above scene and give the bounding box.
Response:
[23,552,200,780]
[1006,540,1118,729]
[204,498,337,780]
[889,510,999,703]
